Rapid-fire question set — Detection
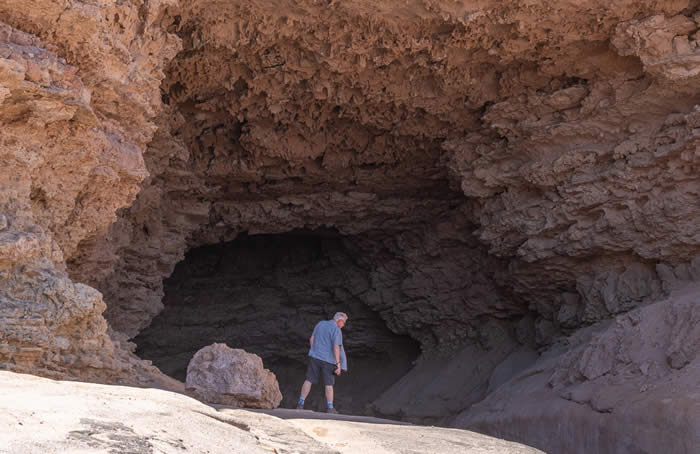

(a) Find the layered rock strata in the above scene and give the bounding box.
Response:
[0,4,181,388]
[1,0,700,453]
[456,284,700,454]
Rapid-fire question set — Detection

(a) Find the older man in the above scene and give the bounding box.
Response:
[296,312,348,413]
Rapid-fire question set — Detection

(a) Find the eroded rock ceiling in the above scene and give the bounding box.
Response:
[2,1,700,453]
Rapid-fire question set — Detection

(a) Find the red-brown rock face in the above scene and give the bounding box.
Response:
[185,343,283,409]
[1,1,700,453]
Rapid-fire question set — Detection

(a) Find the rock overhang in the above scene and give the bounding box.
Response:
[2,1,700,452]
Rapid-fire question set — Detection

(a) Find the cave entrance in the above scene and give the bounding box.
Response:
[134,229,420,413]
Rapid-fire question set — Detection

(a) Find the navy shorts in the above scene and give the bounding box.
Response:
[305,356,336,386]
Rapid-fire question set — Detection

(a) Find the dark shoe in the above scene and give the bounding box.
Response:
[326,407,338,414]
[295,403,304,410]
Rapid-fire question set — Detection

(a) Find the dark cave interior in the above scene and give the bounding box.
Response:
[135,230,420,413]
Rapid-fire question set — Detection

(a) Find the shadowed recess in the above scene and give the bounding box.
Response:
[135,231,420,413]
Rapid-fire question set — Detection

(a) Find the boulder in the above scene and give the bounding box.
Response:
[186,343,282,409]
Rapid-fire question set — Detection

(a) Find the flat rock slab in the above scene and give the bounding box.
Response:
[218,407,544,454]
[0,371,268,454]
[0,371,542,454]
[286,418,543,454]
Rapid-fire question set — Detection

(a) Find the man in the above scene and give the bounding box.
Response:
[296,312,348,414]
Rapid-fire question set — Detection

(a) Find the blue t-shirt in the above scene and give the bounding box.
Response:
[308,320,347,370]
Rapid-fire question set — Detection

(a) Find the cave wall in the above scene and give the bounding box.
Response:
[454,285,700,454]
[134,232,421,413]
[1,0,700,452]
[0,1,182,388]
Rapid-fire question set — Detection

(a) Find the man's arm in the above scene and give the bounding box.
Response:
[332,327,342,374]
[333,345,340,364]
[333,345,341,375]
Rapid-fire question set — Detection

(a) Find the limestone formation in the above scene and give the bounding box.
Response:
[1,0,700,452]
[186,343,282,409]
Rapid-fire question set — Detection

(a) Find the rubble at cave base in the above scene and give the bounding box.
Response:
[186,343,282,409]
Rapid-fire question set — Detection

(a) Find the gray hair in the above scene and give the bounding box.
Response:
[333,312,348,322]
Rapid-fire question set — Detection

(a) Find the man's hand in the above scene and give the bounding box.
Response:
[335,364,341,375]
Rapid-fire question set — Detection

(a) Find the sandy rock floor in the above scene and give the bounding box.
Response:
[233,408,542,454]
[0,372,542,454]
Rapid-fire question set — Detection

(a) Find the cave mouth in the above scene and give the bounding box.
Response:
[134,229,421,414]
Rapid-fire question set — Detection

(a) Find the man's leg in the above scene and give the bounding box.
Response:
[325,385,334,407]
[299,358,323,409]
[297,380,312,409]
[300,380,312,399]
[324,361,339,413]
[324,385,338,413]
[321,361,338,413]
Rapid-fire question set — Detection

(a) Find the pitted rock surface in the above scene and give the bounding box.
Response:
[186,343,283,409]
[1,1,700,453]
